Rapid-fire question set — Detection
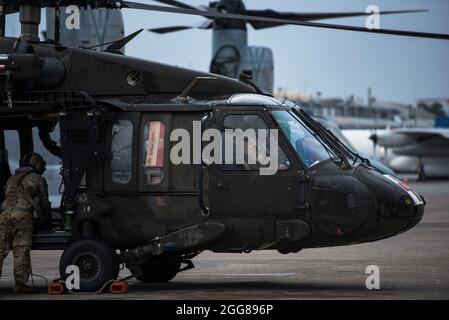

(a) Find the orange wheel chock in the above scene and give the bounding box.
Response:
[48,280,66,295]
[109,281,129,294]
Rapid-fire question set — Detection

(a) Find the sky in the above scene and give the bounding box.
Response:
[5,0,449,104]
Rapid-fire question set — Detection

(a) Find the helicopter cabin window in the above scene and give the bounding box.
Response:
[221,114,290,171]
[143,121,165,185]
[272,110,333,168]
[111,119,133,184]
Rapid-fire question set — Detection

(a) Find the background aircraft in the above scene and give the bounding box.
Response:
[371,128,449,178]
[313,116,396,176]
[45,6,125,51]
[147,0,428,94]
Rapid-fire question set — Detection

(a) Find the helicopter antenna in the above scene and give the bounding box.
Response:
[175,76,218,102]
[105,28,143,53]
[79,28,143,52]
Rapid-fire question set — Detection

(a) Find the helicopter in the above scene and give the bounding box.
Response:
[147,0,431,93]
[1,0,446,292]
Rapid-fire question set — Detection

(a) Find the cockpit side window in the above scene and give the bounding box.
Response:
[221,114,290,171]
[272,110,333,168]
[142,121,165,185]
[111,119,133,184]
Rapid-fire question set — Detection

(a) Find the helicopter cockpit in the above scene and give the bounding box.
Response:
[218,93,423,244]
[224,94,354,170]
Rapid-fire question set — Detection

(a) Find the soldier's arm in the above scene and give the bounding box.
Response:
[37,176,51,220]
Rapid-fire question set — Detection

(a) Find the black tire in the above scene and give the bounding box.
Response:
[135,253,181,283]
[59,238,119,292]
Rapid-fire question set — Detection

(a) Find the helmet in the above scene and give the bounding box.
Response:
[20,152,46,174]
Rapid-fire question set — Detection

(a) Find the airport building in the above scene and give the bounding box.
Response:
[274,88,436,129]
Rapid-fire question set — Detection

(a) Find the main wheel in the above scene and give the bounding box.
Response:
[135,253,181,283]
[59,238,120,292]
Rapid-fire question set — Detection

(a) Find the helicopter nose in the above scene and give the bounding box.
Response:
[374,196,424,240]
[355,166,425,240]
[376,175,425,232]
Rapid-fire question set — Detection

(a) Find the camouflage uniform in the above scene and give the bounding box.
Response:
[0,166,50,285]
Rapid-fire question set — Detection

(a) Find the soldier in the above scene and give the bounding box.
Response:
[417,157,427,182]
[0,152,50,294]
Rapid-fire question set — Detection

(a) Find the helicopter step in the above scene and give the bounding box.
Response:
[31,209,72,250]
[32,230,72,250]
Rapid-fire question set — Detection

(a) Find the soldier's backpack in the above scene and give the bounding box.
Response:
[4,171,41,219]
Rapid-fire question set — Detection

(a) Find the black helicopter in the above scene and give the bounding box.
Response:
[1,0,445,292]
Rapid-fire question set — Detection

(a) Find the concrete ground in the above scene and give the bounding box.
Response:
[1,177,448,300]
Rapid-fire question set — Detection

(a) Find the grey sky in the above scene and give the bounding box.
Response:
[6,0,449,104]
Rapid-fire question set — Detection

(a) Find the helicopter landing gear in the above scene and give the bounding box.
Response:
[131,253,182,283]
[59,238,120,292]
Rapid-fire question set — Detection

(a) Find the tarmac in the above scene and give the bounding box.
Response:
[0,176,448,300]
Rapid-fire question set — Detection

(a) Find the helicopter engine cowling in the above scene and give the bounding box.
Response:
[38,57,66,87]
[1,53,41,80]
[0,53,66,88]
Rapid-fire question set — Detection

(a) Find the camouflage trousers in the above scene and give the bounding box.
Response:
[0,209,33,284]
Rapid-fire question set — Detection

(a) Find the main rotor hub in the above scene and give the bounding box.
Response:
[215,0,246,14]
[211,0,247,30]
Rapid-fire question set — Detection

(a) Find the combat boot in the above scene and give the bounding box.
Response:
[14,282,34,294]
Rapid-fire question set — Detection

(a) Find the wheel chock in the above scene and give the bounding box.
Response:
[109,281,129,294]
[48,280,66,295]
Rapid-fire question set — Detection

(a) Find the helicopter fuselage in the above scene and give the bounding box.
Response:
[0,39,424,290]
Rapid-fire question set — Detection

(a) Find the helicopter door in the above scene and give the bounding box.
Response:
[208,108,300,218]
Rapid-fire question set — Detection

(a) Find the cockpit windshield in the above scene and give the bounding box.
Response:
[271,110,336,168]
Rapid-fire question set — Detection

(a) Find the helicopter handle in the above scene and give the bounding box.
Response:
[197,112,212,217]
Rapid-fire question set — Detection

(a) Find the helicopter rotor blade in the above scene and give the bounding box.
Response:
[148,19,213,34]
[149,26,195,34]
[150,0,203,11]
[121,2,449,40]
[246,9,428,30]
